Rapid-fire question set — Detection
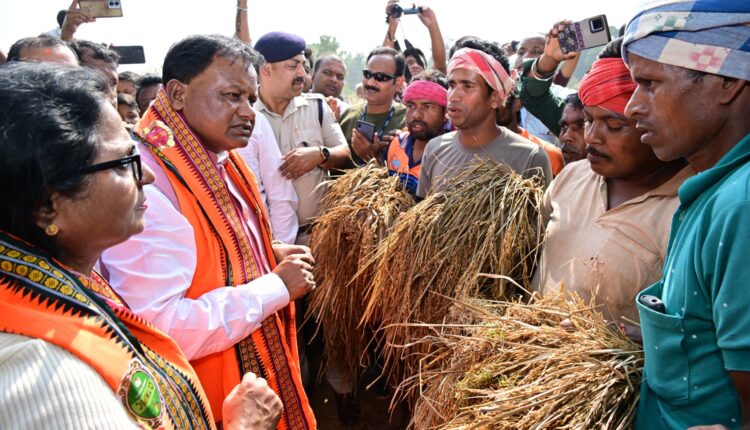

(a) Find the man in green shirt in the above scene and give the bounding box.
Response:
[339,47,407,165]
[518,21,586,165]
[623,1,750,428]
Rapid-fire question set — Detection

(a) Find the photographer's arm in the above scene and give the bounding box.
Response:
[383,0,400,48]
[235,0,251,45]
[418,6,446,73]
[60,0,95,42]
[534,20,576,77]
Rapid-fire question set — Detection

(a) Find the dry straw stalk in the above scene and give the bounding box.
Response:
[361,159,546,392]
[307,163,415,379]
[405,292,643,429]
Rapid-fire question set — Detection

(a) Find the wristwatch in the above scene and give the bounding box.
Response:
[319,146,330,164]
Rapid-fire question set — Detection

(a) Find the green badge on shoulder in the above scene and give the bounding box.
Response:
[118,359,165,428]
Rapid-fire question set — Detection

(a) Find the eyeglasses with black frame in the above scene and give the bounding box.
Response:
[78,150,143,182]
[362,69,397,82]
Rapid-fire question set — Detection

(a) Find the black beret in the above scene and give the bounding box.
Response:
[254,32,306,63]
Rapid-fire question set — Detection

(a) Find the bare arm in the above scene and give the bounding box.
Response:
[322,144,352,170]
[535,20,577,77]
[558,52,580,80]
[60,0,95,42]
[418,6,446,73]
[382,0,400,48]
[235,0,250,45]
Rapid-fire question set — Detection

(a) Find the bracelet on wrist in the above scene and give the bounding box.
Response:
[531,58,555,81]
[237,6,248,12]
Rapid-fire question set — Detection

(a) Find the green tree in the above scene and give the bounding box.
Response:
[308,35,373,102]
[341,52,366,101]
[308,35,341,57]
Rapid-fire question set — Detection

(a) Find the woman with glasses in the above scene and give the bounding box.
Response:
[0,62,281,429]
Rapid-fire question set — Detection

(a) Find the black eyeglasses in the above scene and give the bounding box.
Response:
[362,70,397,82]
[79,153,143,182]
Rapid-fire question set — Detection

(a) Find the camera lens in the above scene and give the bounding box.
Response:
[590,17,604,33]
[389,4,403,18]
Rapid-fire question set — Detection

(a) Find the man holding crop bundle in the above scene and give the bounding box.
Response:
[417,38,552,198]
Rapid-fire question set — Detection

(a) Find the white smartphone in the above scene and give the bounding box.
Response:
[558,15,611,54]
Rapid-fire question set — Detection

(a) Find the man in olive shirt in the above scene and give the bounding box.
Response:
[339,47,407,165]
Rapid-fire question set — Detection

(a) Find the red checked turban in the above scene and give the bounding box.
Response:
[448,48,516,102]
[578,58,637,116]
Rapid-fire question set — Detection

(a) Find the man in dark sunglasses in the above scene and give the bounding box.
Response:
[339,47,408,165]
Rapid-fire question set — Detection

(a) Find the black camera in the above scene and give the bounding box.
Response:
[388,4,423,19]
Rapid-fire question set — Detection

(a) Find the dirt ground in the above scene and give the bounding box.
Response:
[301,322,409,430]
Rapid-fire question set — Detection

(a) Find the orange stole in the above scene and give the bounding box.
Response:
[136,96,314,429]
[0,237,214,430]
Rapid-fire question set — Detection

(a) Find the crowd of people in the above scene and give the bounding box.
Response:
[0,0,748,429]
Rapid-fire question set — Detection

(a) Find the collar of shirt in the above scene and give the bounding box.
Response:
[254,94,312,121]
[587,162,696,213]
[678,132,750,206]
[212,150,229,166]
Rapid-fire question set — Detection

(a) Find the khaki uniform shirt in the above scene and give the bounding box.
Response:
[255,93,347,229]
[531,160,695,325]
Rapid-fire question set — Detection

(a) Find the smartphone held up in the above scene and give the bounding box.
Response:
[558,15,611,54]
[78,0,123,18]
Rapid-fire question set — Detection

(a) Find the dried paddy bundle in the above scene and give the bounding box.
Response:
[408,292,643,430]
[362,159,545,389]
[307,163,415,378]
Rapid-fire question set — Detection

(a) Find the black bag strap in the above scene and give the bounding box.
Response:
[317,98,323,127]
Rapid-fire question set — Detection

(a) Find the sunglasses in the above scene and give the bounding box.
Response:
[79,153,143,183]
[362,69,397,82]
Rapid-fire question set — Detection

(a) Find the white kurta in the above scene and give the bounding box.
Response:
[236,113,299,244]
[101,170,290,360]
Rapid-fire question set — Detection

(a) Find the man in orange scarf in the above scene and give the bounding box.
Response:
[101,35,317,429]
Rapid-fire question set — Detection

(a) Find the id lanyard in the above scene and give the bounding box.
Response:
[361,104,396,140]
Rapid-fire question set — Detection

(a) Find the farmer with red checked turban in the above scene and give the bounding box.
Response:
[417,39,552,198]
[531,38,695,331]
